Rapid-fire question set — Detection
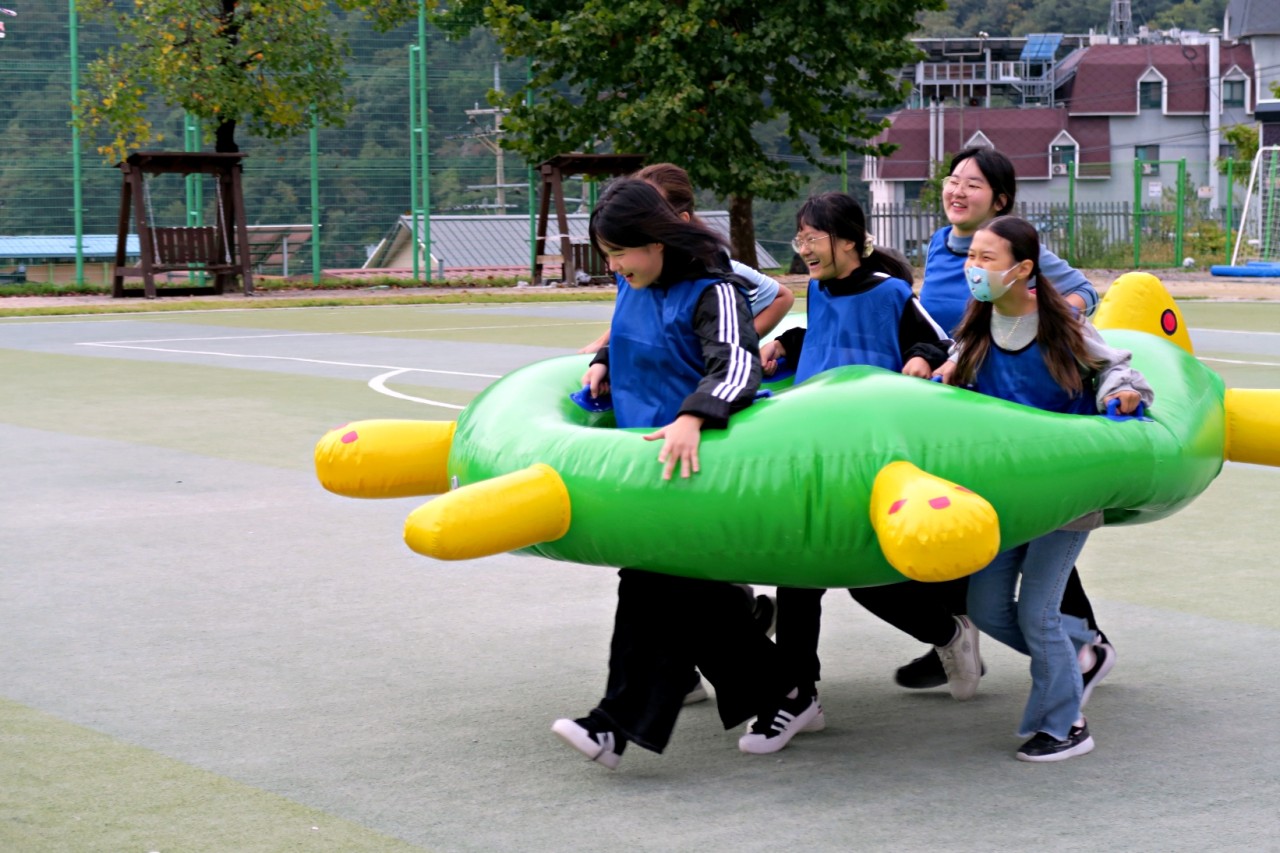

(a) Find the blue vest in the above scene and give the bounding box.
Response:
[919,226,970,335]
[609,278,723,429]
[794,274,912,383]
[975,341,1095,415]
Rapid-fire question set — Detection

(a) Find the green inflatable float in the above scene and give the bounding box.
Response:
[315,273,1280,587]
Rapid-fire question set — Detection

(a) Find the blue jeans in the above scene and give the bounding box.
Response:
[967,529,1096,739]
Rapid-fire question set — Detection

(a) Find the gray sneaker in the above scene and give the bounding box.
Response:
[935,615,982,701]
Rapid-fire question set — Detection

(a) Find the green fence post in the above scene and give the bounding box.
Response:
[1133,159,1141,269]
[417,2,431,280]
[1225,158,1234,265]
[409,44,420,280]
[1067,159,1076,266]
[68,0,84,286]
[1174,159,1186,264]
[310,112,321,285]
[527,60,536,280]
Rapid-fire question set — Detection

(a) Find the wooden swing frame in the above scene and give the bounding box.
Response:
[113,151,254,298]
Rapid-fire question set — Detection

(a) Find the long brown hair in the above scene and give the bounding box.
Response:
[952,217,1100,395]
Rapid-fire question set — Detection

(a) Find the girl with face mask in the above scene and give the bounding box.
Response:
[885,148,1114,705]
[949,216,1152,762]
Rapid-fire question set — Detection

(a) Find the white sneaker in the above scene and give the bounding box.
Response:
[738,691,822,754]
[552,717,624,770]
[935,615,982,701]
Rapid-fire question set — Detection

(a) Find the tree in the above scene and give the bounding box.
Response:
[439,0,943,266]
[75,0,424,161]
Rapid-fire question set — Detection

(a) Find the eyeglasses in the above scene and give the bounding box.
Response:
[791,233,829,253]
[943,176,989,193]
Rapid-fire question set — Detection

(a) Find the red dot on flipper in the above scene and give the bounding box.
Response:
[929,496,951,510]
[889,499,907,515]
[1160,309,1178,336]
[341,431,358,444]
[955,486,973,493]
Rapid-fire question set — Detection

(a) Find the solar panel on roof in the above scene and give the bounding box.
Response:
[1020,33,1063,62]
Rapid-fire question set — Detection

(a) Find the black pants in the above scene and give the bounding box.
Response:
[591,569,789,753]
[777,568,1098,685]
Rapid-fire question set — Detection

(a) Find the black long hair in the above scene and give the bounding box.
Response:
[952,216,1101,395]
[948,147,1017,217]
[589,178,733,284]
[795,192,914,284]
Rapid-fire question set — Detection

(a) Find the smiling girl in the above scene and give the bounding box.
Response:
[951,215,1152,762]
[748,192,953,752]
[553,178,807,770]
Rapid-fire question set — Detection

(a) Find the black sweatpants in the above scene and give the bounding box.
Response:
[591,569,790,753]
[777,568,1098,685]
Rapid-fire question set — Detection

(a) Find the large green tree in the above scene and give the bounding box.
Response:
[76,0,423,161]
[441,0,942,266]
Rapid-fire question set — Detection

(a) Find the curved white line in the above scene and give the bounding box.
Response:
[369,368,466,410]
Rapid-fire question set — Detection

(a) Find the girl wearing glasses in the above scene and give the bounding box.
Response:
[552,178,806,770]
[952,216,1151,761]
[579,162,795,355]
[743,191,951,754]
[879,147,1117,705]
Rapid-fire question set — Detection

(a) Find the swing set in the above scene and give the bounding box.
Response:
[113,151,254,298]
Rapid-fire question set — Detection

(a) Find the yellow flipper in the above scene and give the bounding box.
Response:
[1224,389,1280,467]
[1094,272,1194,355]
[404,463,571,560]
[869,461,1000,582]
[315,419,456,498]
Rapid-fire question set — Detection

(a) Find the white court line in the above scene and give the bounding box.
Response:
[77,320,602,346]
[1199,357,1280,367]
[369,369,465,410]
[1190,327,1280,337]
[76,341,502,379]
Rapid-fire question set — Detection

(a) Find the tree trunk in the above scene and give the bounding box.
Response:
[214,119,239,153]
[728,193,758,270]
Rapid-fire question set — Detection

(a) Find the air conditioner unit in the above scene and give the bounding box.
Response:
[1052,163,1069,176]
[1141,163,1158,175]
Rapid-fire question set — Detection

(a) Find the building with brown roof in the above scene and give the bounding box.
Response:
[867,29,1264,213]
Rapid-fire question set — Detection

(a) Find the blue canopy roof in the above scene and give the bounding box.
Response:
[1020,33,1063,63]
[0,235,140,261]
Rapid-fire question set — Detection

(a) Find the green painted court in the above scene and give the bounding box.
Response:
[2,299,1277,851]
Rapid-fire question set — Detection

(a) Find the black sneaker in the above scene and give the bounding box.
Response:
[552,716,626,769]
[738,689,821,755]
[895,648,947,689]
[1016,722,1095,763]
[1080,641,1115,709]
[751,593,778,639]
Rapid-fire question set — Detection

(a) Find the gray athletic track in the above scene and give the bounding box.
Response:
[2,303,1278,851]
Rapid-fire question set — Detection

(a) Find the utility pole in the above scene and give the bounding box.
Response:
[465,63,523,212]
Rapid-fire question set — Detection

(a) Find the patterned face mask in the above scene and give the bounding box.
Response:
[965,265,1017,302]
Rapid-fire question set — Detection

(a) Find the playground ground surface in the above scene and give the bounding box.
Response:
[1,285,1278,851]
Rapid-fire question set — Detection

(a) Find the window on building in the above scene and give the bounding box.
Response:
[1140,81,1163,110]
[1136,145,1160,175]
[1051,145,1077,177]
[1224,79,1246,108]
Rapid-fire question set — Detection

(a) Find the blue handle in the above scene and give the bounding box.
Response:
[1104,398,1151,421]
[569,385,613,413]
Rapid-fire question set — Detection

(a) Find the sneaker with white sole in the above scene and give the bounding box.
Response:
[1079,640,1115,709]
[738,690,822,754]
[552,717,625,770]
[1015,721,1095,763]
[935,615,983,701]
[683,672,710,705]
